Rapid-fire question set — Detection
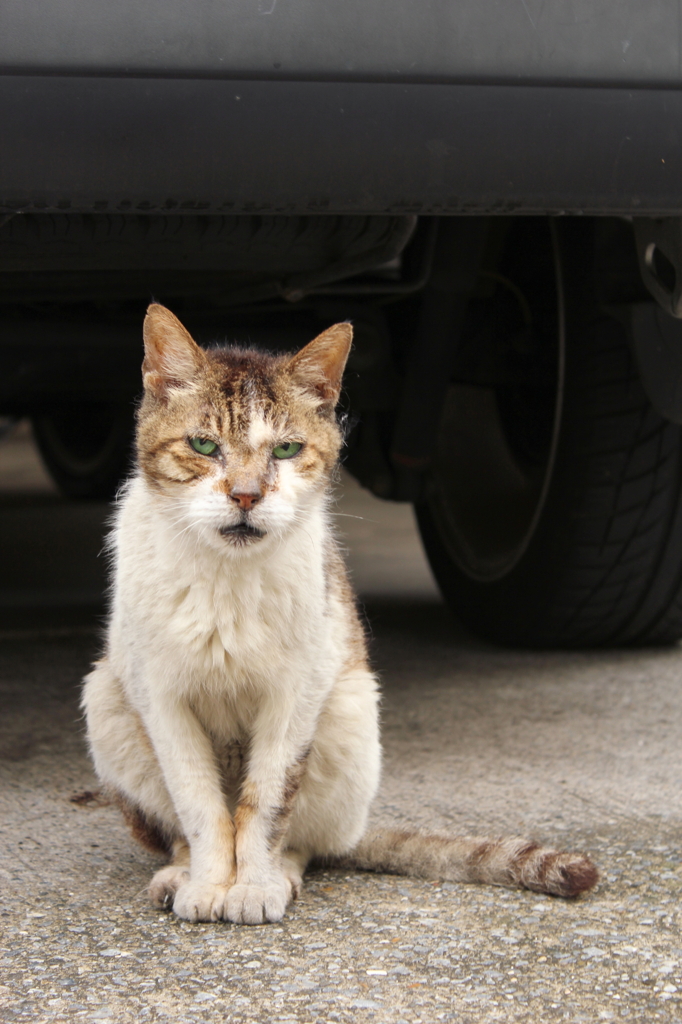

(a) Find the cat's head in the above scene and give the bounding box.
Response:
[136,303,352,553]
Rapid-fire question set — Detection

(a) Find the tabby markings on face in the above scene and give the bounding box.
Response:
[137,330,346,552]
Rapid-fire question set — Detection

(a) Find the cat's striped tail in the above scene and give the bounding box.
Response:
[326,829,598,898]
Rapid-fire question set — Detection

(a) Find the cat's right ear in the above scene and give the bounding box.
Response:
[142,304,207,398]
[287,322,353,408]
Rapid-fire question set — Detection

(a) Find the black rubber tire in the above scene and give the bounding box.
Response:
[31,401,135,500]
[416,219,682,648]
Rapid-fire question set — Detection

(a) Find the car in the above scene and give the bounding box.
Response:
[3,0,682,648]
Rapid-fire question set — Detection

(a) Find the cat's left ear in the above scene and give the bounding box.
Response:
[287,323,353,407]
[142,303,207,398]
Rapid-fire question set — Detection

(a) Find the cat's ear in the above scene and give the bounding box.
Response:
[142,303,207,398]
[287,323,353,406]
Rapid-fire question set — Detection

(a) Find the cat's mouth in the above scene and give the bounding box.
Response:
[219,522,267,543]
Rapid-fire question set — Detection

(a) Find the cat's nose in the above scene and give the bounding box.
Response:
[229,489,262,511]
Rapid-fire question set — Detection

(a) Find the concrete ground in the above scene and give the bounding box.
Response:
[0,420,681,1024]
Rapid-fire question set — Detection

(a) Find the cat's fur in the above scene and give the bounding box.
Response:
[82,303,598,925]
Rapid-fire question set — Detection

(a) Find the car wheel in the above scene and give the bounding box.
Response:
[416,219,682,647]
[31,401,135,500]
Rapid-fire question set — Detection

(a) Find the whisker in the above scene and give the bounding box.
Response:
[329,512,378,523]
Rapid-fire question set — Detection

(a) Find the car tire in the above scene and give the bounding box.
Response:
[31,401,135,500]
[415,219,682,648]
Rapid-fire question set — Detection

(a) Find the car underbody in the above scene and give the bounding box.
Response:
[4,1,682,647]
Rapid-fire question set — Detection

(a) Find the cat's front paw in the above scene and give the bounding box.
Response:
[149,865,190,909]
[225,879,291,925]
[172,880,230,923]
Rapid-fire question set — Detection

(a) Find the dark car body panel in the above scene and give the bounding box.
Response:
[2,2,682,215]
[0,0,679,86]
[1,76,681,216]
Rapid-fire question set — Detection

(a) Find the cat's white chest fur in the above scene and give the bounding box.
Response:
[108,477,339,707]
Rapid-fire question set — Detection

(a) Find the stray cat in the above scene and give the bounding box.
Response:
[82,303,598,924]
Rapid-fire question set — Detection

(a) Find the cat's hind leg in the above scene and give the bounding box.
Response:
[82,658,183,878]
[285,664,381,871]
[148,839,191,909]
[281,849,307,901]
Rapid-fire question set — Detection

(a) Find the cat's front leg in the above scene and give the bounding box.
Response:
[141,700,236,922]
[224,703,312,924]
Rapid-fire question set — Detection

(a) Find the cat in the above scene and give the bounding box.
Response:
[82,303,598,925]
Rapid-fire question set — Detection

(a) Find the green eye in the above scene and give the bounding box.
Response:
[189,436,219,456]
[272,441,302,460]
